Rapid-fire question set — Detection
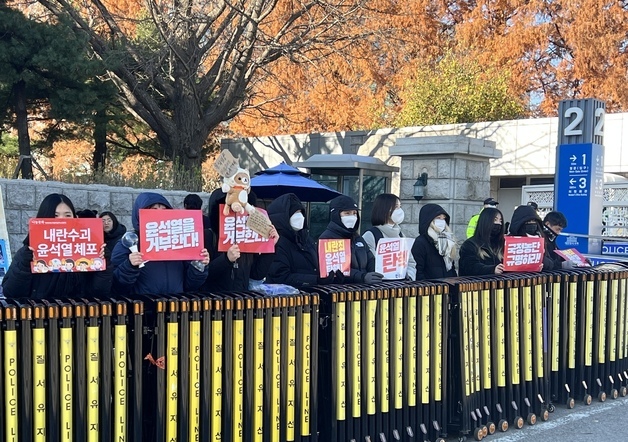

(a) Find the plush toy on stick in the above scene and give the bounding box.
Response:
[214,150,256,216]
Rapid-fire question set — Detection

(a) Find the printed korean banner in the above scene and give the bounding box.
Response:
[554,248,591,267]
[318,239,351,278]
[375,238,414,280]
[217,205,274,253]
[504,236,545,272]
[0,186,10,282]
[29,218,105,273]
[0,239,8,281]
[139,209,204,261]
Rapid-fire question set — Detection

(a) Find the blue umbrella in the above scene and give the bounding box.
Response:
[251,162,341,202]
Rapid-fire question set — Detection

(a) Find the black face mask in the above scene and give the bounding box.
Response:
[490,224,502,237]
[524,224,539,236]
[543,225,556,241]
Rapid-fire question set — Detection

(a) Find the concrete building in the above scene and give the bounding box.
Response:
[222,112,628,238]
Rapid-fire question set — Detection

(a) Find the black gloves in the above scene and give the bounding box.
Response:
[333,270,345,284]
[363,272,384,284]
[317,272,335,285]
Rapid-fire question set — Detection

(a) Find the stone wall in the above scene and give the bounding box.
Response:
[0,179,211,258]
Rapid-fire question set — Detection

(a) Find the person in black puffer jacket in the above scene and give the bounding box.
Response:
[266,193,338,288]
[411,203,458,280]
[318,195,381,284]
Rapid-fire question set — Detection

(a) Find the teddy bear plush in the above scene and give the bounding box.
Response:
[221,167,256,215]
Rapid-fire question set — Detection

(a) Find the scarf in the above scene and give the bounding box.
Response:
[427,223,457,271]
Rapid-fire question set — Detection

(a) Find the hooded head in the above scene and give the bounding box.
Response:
[328,195,360,234]
[132,192,172,231]
[418,204,450,236]
[268,193,306,242]
[509,204,542,236]
[207,188,257,233]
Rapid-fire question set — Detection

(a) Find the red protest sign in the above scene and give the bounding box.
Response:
[217,205,275,253]
[139,209,204,261]
[318,239,351,278]
[375,238,414,280]
[554,248,591,267]
[504,236,545,272]
[29,218,105,273]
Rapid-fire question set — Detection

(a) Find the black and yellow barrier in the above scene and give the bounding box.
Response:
[0,291,319,442]
[547,265,628,408]
[448,274,551,440]
[314,281,450,442]
[5,264,628,441]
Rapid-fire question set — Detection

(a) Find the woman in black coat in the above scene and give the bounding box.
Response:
[318,195,382,284]
[2,193,111,299]
[266,193,337,287]
[411,203,458,280]
[508,204,556,271]
[459,208,505,276]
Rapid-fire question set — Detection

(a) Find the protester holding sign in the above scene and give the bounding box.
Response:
[362,193,417,281]
[2,193,111,299]
[202,188,278,292]
[508,204,556,271]
[111,192,209,296]
[542,211,574,269]
[411,203,458,280]
[459,208,506,276]
[318,195,381,284]
[266,193,338,287]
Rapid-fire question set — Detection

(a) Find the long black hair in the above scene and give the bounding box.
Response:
[472,207,504,260]
[36,193,76,218]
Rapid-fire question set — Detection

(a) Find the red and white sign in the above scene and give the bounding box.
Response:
[504,236,545,272]
[318,239,351,278]
[554,248,591,267]
[29,218,105,273]
[375,238,414,280]
[217,205,274,253]
[139,209,203,261]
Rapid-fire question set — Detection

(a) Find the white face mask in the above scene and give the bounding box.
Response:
[289,212,305,231]
[341,215,358,229]
[391,208,404,225]
[433,218,447,232]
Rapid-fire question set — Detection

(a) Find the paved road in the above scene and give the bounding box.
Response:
[448,396,628,441]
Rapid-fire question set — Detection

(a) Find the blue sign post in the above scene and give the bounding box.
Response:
[554,99,605,254]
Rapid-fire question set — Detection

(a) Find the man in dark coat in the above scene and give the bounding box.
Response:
[318,195,381,284]
[266,193,337,287]
[411,203,458,280]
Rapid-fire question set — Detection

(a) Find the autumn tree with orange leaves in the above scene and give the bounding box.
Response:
[33,0,376,180]
[230,0,628,136]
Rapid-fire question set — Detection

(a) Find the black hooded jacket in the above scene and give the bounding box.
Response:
[318,195,375,283]
[411,203,457,280]
[266,194,320,287]
[201,188,273,292]
[101,211,127,259]
[508,205,556,271]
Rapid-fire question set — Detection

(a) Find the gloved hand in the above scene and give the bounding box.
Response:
[561,260,575,269]
[19,246,35,271]
[363,272,384,284]
[317,272,335,285]
[333,270,346,284]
